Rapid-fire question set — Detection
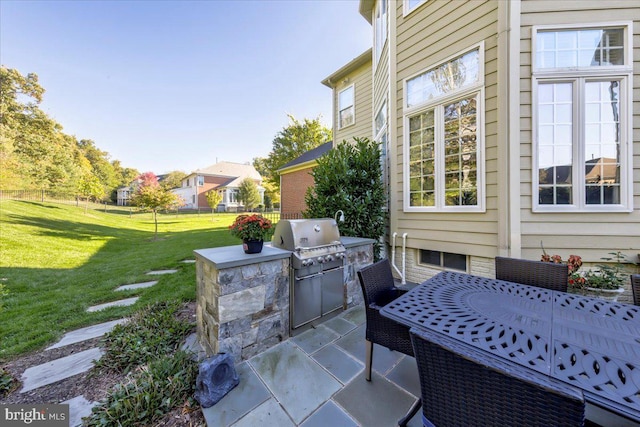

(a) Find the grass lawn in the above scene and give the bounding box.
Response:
[0,200,249,361]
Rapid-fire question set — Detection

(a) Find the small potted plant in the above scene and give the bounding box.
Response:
[229,214,273,254]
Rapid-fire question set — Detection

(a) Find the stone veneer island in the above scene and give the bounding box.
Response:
[195,237,374,362]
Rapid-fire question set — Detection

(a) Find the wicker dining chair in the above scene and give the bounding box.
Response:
[409,327,586,427]
[495,256,569,292]
[631,274,640,306]
[357,259,420,426]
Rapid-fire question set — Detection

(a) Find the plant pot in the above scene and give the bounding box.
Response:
[242,239,263,254]
[582,286,625,302]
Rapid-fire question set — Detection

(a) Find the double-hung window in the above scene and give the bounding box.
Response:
[403,44,484,212]
[533,23,632,211]
[374,0,387,65]
[338,85,355,129]
[197,176,204,186]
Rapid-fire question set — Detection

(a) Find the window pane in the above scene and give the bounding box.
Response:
[339,107,354,128]
[407,48,479,107]
[408,110,436,207]
[583,81,620,205]
[537,83,573,205]
[375,102,387,135]
[339,86,354,109]
[443,253,467,271]
[420,250,441,266]
[537,27,625,69]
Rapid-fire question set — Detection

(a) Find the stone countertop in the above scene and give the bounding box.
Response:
[341,236,376,248]
[194,237,375,270]
[194,244,291,270]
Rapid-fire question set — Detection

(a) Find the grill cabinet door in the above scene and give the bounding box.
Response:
[293,274,322,328]
[321,266,344,316]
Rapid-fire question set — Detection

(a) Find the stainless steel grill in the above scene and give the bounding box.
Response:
[271,219,346,331]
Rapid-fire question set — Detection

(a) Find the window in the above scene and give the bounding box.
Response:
[338,85,355,129]
[420,250,467,271]
[375,102,389,208]
[229,189,239,204]
[187,178,190,187]
[404,45,484,212]
[404,0,426,15]
[374,0,387,64]
[533,23,632,211]
[197,176,204,186]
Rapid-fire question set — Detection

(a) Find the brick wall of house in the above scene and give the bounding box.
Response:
[280,167,315,216]
[197,176,233,208]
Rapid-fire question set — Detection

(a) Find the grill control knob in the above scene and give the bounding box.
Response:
[317,256,325,263]
[325,255,334,262]
[336,253,345,259]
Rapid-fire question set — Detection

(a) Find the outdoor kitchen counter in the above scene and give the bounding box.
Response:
[194,237,374,362]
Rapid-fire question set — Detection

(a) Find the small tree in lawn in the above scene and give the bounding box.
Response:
[77,173,104,214]
[130,172,181,240]
[238,177,261,211]
[205,189,223,220]
[305,137,386,259]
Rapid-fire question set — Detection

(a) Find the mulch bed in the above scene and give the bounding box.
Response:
[0,301,205,426]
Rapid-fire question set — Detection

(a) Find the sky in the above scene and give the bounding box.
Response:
[0,0,371,174]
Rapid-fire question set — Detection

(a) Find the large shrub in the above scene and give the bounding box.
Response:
[304,137,386,259]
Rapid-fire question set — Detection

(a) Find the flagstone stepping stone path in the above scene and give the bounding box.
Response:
[13,269,183,426]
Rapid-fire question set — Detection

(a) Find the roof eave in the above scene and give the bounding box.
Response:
[359,0,374,24]
[321,48,372,88]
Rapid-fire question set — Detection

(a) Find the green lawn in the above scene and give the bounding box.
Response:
[0,200,246,361]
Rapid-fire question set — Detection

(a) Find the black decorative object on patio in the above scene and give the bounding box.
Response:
[410,327,586,427]
[495,256,569,292]
[195,353,239,408]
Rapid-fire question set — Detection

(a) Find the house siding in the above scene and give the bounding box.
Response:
[389,0,500,279]
[280,167,315,217]
[333,61,374,144]
[518,0,640,262]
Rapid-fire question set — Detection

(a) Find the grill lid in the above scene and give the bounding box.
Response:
[271,219,342,252]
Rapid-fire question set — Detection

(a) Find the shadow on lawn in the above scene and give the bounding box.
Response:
[0,209,238,361]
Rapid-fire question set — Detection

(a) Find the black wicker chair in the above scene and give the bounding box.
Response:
[495,256,569,292]
[409,327,585,427]
[357,259,420,426]
[631,274,640,306]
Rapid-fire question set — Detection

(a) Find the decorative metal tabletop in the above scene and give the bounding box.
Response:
[381,271,640,422]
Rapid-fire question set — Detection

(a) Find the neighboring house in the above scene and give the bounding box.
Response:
[349,0,639,283]
[279,141,333,217]
[172,161,264,211]
[116,186,131,206]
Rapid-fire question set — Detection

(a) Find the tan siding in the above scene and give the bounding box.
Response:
[334,61,373,144]
[519,0,640,263]
[389,0,500,266]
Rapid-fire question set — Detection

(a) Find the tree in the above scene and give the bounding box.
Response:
[305,138,386,259]
[77,174,104,214]
[161,171,187,190]
[238,178,261,211]
[130,173,182,240]
[262,115,331,191]
[205,189,223,218]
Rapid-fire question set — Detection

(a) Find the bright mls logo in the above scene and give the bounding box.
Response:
[2,404,68,426]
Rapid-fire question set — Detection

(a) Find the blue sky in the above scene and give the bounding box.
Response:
[1,0,371,174]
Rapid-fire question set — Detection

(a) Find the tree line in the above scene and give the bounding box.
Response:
[1,66,140,201]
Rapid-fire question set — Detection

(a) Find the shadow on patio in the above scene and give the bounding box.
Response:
[202,304,422,427]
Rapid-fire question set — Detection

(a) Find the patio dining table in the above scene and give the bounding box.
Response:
[380,271,640,425]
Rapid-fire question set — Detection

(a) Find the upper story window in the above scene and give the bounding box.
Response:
[338,85,355,129]
[404,0,427,15]
[187,178,190,186]
[532,23,632,212]
[404,44,484,212]
[375,101,389,209]
[197,175,204,186]
[374,0,387,64]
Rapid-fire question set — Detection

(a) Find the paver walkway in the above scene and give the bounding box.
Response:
[14,270,179,426]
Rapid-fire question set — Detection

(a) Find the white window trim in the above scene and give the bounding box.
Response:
[402,44,485,213]
[403,0,427,17]
[375,100,389,211]
[338,84,355,129]
[531,22,633,213]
